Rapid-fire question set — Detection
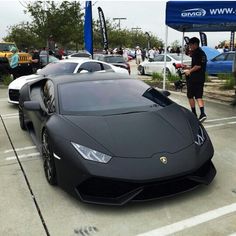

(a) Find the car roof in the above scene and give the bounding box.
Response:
[58,58,91,63]
[94,54,123,57]
[47,72,131,85]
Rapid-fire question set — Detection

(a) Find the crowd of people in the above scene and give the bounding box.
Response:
[6,46,66,79]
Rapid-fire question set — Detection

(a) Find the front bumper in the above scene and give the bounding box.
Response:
[76,160,216,205]
[52,135,216,205]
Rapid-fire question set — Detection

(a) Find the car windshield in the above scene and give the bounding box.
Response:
[40,55,59,64]
[58,79,172,115]
[37,62,78,75]
[104,56,125,63]
[0,43,17,51]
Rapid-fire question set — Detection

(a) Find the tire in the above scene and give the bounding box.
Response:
[162,68,171,77]
[141,66,145,75]
[42,129,57,185]
[19,106,26,130]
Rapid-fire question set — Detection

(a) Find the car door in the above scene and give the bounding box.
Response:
[148,55,172,74]
[224,52,234,73]
[147,55,165,74]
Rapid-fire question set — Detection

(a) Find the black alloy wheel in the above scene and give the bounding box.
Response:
[42,129,57,185]
[141,66,145,75]
[162,68,171,77]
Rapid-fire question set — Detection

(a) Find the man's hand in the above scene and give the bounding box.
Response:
[184,69,191,76]
[182,64,190,69]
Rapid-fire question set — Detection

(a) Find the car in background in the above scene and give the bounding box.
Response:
[19,73,216,205]
[138,53,191,76]
[206,51,234,75]
[8,58,128,104]
[63,50,92,59]
[93,54,131,74]
[40,55,59,67]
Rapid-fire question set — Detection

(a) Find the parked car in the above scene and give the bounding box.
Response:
[206,51,234,75]
[138,53,191,76]
[8,58,128,104]
[19,72,216,205]
[40,55,59,67]
[63,50,92,59]
[93,54,131,74]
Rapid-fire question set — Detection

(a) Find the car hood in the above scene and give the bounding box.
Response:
[65,105,195,158]
[8,74,43,90]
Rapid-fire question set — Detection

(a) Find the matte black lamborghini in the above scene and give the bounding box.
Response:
[19,72,216,205]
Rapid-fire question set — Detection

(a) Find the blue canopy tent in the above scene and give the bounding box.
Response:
[163,0,236,89]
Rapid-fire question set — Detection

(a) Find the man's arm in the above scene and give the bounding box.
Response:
[184,65,201,76]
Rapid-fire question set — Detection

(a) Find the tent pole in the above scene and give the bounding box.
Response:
[181,31,185,63]
[163,26,168,90]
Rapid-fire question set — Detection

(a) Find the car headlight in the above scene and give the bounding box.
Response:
[194,125,205,146]
[71,142,112,163]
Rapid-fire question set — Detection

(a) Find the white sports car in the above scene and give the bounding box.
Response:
[8,58,129,104]
[138,53,191,76]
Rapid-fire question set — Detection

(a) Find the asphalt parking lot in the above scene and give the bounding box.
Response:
[1,73,236,236]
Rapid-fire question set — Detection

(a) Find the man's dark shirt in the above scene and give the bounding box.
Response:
[190,47,207,83]
[32,51,40,68]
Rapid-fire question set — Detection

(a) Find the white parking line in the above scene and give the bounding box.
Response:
[205,121,236,129]
[137,203,236,236]
[205,116,236,122]
[3,145,37,154]
[5,152,40,161]
[1,113,18,119]
[1,113,18,117]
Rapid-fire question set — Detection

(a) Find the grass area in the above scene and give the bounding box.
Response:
[218,73,235,90]
[1,74,13,86]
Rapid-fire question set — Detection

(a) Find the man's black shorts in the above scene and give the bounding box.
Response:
[186,81,204,99]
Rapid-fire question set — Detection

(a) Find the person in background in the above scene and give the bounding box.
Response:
[148,47,155,61]
[123,47,129,62]
[31,49,41,73]
[9,47,19,80]
[184,37,207,123]
[135,46,142,65]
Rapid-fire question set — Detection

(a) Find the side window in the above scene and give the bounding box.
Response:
[71,53,79,57]
[79,62,102,72]
[226,53,234,61]
[154,55,164,62]
[166,56,171,62]
[103,63,112,70]
[43,80,55,113]
[213,54,226,62]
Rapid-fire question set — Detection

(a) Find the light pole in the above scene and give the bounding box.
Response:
[113,17,127,30]
[145,32,151,49]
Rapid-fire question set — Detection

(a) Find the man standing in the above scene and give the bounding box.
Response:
[31,49,41,73]
[9,47,19,80]
[135,46,142,65]
[184,37,207,122]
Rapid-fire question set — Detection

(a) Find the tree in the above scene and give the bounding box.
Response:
[25,1,84,48]
[3,22,42,50]
[4,1,164,52]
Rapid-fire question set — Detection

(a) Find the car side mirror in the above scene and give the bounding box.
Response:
[36,69,42,74]
[24,101,41,111]
[161,90,171,97]
[80,69,89,73]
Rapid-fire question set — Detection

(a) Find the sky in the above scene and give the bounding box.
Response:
[1,0,233,48]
